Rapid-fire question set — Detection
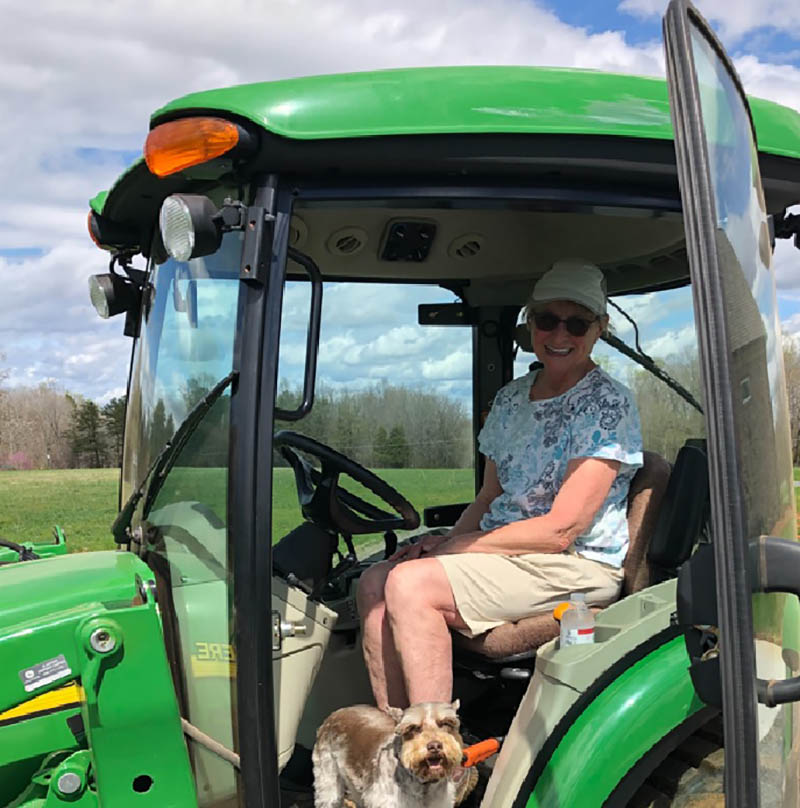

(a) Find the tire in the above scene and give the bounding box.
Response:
[608,711,724,807]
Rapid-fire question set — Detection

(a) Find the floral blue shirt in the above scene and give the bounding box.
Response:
[478,367,643,568]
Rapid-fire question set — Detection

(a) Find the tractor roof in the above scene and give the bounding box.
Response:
[90,65,800,240]
[149,66,800,157]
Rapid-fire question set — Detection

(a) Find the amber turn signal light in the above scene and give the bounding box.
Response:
[144,117,240,178]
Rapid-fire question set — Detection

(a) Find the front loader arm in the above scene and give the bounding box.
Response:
[0,552,197,808]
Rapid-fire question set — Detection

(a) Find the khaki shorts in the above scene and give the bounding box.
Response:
[436,549,624,637]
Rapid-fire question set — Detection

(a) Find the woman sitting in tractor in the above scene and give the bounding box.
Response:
[357,259,643,709]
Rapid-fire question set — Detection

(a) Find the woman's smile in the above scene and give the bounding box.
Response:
[528,299,606,396]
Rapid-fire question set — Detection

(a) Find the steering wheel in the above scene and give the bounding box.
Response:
[274,430,420,537]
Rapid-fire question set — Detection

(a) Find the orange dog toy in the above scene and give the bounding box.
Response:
[461,737,501,767]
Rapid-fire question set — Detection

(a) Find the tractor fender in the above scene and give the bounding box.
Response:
[511,633,707,808]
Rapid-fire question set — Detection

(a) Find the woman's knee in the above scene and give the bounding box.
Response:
[384,560,440,613]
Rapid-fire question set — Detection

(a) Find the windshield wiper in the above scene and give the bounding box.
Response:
[112,371,238,544]
[601,331,703,413]
[605,299,703,413]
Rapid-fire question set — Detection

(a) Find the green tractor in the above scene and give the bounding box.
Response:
[4,1,800,805]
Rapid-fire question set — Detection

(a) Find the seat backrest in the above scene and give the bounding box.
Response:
[623,450,672,595]
[646,440,709,582]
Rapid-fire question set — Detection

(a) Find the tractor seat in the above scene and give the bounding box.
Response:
[452,450,672,661]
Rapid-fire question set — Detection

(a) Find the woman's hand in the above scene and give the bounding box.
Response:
[388,532,450,563]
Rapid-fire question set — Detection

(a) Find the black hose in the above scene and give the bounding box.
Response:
[0,538,40,561]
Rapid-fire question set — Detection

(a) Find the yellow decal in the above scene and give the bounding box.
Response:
[190,641,237,679]
[0,682,83,726]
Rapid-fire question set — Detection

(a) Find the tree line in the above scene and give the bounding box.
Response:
[4,335,800,471]
[0,382,126,470]
[275,382,473,469]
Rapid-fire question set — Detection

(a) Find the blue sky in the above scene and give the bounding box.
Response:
[1,0,799,404]
[543,0,661,43]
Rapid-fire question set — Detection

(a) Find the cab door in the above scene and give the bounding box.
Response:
[664,1,800,805]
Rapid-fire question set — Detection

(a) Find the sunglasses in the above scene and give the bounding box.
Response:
[531,312,599,337]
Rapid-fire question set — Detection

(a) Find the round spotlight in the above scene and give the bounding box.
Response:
[88,273,139,319]
[89,274,114,318]
[160,196,195,261]
[159,194,222,262]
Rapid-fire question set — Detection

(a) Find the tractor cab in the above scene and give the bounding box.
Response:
[4,2,800,808]
[86,4,800,805]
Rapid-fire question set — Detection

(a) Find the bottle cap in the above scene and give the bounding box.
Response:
[571,592,586,603]
[552,602,572,621]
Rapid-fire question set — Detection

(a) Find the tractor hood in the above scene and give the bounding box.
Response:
[0,551,153,632]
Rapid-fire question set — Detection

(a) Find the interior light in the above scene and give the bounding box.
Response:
[159,194,222,262]
[144,117,240,178]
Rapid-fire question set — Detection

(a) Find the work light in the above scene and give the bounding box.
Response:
[88,272,140,319]
[159,194,222,262]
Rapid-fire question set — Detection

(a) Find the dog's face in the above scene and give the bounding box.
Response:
[393,701,463,783]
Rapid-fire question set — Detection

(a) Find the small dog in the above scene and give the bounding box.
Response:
[312,700,475,808]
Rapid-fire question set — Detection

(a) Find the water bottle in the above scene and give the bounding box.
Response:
[560,592,595,647]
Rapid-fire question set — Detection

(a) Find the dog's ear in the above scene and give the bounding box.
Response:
[450,699,460,713]
[384,706,404,723]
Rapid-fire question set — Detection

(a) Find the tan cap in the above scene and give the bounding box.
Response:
[531,259,607,316]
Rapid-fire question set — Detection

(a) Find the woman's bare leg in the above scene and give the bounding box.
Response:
[356,561,409,709]
[383,558,469,704]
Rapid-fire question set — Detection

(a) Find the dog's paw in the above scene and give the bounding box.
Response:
[383,705,404,723]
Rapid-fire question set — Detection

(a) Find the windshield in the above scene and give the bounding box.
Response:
[123,227,243,807]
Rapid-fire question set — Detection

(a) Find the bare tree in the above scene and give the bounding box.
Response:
[275,382,472,468]
[629,357,705,464]
[0,384,80,469]
[783,334,800,465]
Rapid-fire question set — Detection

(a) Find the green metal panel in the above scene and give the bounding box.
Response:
[89,191,108,216]
[151,66,800,159]
[0,705,82,768]
[0,551,143,630]
[0,552,197,808]
[75,607,197,807]
[525,635,704,807]
[0,709,82,803]
[8,750,99,808]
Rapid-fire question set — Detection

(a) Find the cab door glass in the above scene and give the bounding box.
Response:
[690,23,796,802]
[690,28,794,537]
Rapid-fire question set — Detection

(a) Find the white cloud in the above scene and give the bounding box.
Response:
[619,0,800,43]
[2,0,799,402]
[735,55,800,114]
[421,349,472,380]
[642,323,700,359]
[0,243,132,401]
[781,311,800,337]
[373,326,437,359]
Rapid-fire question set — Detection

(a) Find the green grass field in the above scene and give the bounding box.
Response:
[2,466,799,555]
[0,469,121,552]
[0,467,474,553]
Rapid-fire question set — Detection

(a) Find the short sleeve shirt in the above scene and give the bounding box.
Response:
[477,367,643,568]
